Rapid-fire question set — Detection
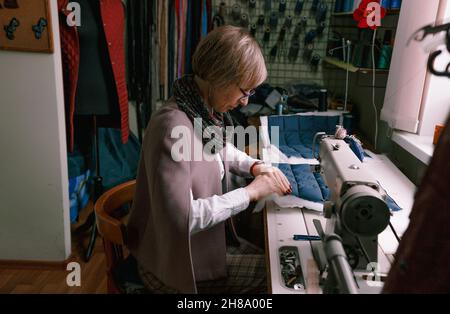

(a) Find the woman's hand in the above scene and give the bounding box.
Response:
[245,166,292,202]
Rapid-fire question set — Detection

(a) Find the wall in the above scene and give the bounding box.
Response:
[0,0,71,261]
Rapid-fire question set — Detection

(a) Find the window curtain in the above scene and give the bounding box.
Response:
[381,0,441,133]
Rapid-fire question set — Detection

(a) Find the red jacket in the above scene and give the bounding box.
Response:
[58,0,129,151]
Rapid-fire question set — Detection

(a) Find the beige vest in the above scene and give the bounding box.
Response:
[127,100,229,293]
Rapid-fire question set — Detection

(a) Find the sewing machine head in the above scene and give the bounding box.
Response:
[319,137,390,242]
[313,136,391,293]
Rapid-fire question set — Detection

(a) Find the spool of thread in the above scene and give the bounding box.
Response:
[353,0,362,11]
[250,23,257,37]
[342,0,354,12]
[318,89,328,112]
[352,43,364,67]
[378,45,392,69]
[335,125,348,139]
[433,124,444,145]
[240,14,249,28]
[279,0,287,14]
[343,114,355,135]
[381,0,391,9]
[249,0,256,9]
[390,0,402,9]
[276,103,284,116]
[334,0,343,13]
[284,15,293,29]
[231,4,241,21]
[295,0,305,15]
[270,12,279,28]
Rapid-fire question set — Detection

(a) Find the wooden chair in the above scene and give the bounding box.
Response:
[94,180,136,294]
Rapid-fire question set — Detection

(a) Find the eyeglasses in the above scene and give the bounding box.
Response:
[239,88,256,101]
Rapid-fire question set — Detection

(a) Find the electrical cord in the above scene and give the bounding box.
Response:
[372,29,379,150]
[344,40,351,112]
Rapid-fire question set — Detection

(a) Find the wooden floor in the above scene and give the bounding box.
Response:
[0,202,108,294]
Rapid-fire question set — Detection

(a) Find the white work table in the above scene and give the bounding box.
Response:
[264,152,416,294]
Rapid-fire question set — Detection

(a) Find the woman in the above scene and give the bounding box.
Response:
[127,26,291,294]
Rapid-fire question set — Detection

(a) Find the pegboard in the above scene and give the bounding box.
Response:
[212,0,343,91]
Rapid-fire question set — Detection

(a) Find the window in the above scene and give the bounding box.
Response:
[381,0,450,164]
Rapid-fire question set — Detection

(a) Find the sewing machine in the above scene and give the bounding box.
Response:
[311,136,391,293]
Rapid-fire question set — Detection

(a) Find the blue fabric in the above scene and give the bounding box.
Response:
[278,164,329,203]
[68,150,91,223]
[268,115,340,158]
[277,163,402,212]
[68,170,90,223]
[94,128,141,192]
[67,128,141,223]
[344,136,365,162]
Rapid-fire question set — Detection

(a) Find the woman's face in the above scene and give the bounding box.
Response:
[209,84,251,113]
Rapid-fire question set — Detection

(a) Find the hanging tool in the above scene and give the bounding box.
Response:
[279,0,287,14]
[278,26,287,43]
[300,16,308,28]
[288,40,300,63]
[231,3,241,21]
[240,13,249,28]
[293,22,302,40]
[304,29,317,45]
[295,0,305,15]
[316,2,328,24]
[257,14,265,27]
[213,2,226,28]
[264,27,271,44]
[264,0,272,13]
[311,0,320,13]
[270,43,278,62]
[317,22,326,36]
[270,11,278,29]
[310,53,321,71]
[303,43,314,60]
[283,15,293,30]
[250,23,257,37]
[249,0,256,9]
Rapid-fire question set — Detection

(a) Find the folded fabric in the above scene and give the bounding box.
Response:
[277,163,402,212]
[268,115,340,158]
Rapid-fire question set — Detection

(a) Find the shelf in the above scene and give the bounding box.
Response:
[323,57,390,74]
[332,9,400,17]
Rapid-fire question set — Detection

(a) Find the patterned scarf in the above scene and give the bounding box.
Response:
[173,75,234,154]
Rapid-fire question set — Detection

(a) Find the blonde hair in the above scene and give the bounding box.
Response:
[192,25,267,90]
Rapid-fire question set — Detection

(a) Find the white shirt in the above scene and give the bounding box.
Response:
[189,143,260,235]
